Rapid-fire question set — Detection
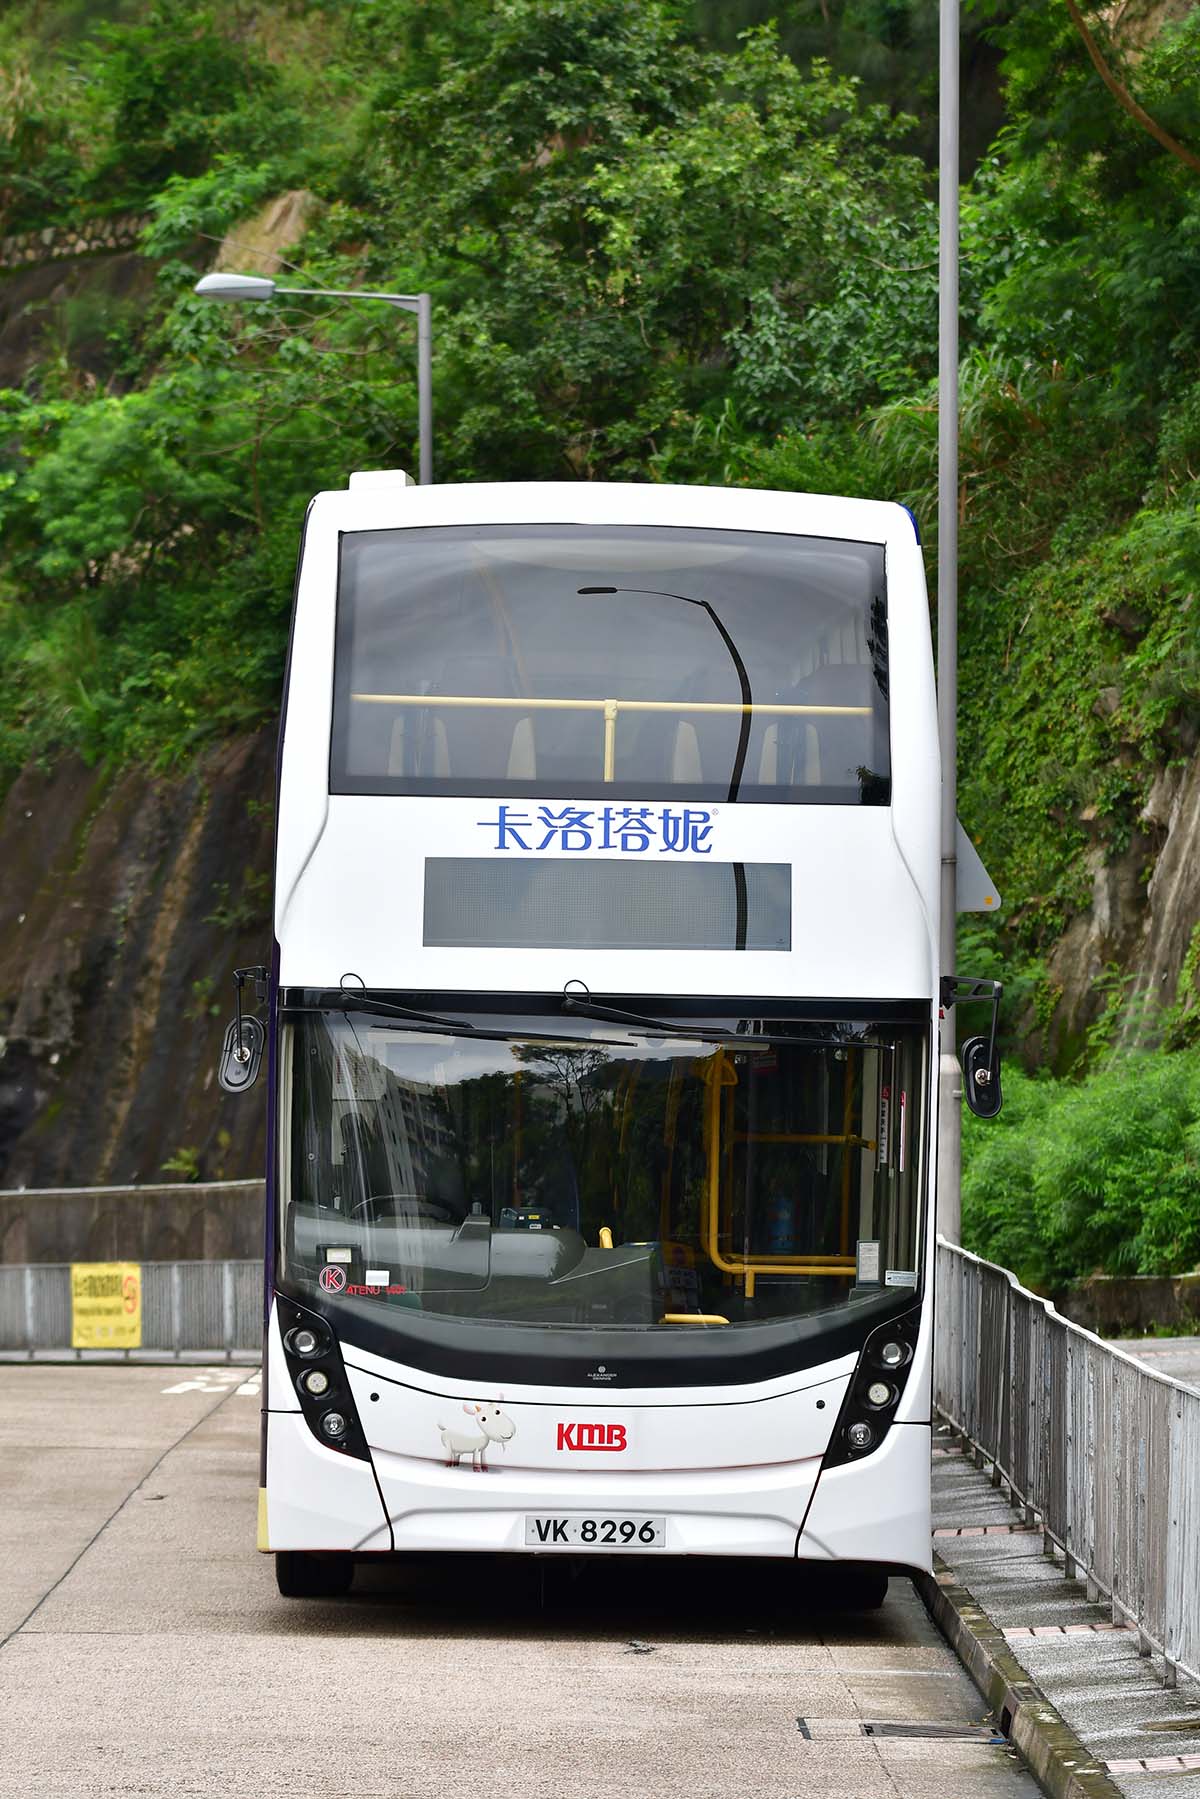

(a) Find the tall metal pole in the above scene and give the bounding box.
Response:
[936,0,962,1243]
[415,291,433,486]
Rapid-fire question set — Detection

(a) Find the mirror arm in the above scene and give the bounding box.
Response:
[233,964,269,1062]
[940,974,1003,1075]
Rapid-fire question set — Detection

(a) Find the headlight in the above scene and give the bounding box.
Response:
[320,1411,348,1439]
[301,1368,330,1397]
[877,1339,907,1369]
[865,1380,895,1409]
[287,1326,323,1358]
[846,1420,874,1452]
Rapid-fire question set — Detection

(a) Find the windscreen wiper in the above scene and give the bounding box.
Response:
[335,978,476,1032]
[291,984,637,1048]
[559,983,858,1050]
[562,985,773,1049]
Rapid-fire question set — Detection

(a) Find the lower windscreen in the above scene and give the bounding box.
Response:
[423,857,791,951]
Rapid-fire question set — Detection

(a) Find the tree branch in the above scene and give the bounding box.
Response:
[1063,0,1200,175]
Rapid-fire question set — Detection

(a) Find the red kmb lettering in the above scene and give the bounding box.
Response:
[556,1422,627,1452]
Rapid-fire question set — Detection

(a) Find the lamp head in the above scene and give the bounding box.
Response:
[194,272,277,302]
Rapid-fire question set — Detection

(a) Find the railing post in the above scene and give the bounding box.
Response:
[171,1262,182,1357]
[222,1260,235,1362]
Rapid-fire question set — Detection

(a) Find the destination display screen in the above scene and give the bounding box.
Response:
[421,858,791,951]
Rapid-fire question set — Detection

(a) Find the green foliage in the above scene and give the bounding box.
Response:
[0,53,91,232]
[87,3,286,204]
[963,1052,1200,1287]
[203,871,271,933]
[140,159,290,259]
[161,1143,201,1181]
[349,4,934,477]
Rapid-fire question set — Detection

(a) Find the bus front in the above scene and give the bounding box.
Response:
[260,480,940,1599]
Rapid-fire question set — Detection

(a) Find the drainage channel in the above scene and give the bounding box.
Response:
[795,1718,1006,1743]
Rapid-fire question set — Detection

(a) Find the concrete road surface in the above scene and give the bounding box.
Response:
[1,1366,1043,1799]
[1116,1336,1200,1392]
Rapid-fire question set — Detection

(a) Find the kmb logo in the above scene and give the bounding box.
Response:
[556,1422,627,1452]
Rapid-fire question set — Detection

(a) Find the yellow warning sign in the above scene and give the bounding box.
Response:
[70,1262,142,1350]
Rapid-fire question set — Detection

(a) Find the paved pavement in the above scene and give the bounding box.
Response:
[933,1430,1200,1799]
[1115,1336,1200,1393]
[1,1366,1043,1799]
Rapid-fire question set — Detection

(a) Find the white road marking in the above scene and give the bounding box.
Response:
[162,1367,262,1395]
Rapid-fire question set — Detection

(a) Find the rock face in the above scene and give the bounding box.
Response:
[1123,756,1200,1038]
[1032,749,1200,1067]
[0,732,275,1189]
[214,189,320,277]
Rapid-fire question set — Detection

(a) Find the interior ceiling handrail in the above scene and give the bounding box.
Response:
[351,691,871,717]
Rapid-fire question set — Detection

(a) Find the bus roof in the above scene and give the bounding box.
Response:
[307,478,920,550]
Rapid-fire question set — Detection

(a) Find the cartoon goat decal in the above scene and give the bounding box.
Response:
[438,1401,516,1471]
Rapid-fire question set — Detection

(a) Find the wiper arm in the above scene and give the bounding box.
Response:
[335,980,476,1032]
[561,989,772,1048]
[293,987,637,1048]
[560,984,855,1050]
[562,993,704,1035]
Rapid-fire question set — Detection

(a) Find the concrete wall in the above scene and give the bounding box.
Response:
[1060,1271,1200,1336]
[0,1180,265,1265]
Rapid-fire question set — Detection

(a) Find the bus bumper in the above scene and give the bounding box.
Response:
[261,1411,931,1569]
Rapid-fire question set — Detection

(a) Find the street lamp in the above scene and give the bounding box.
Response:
[193,271,433,485]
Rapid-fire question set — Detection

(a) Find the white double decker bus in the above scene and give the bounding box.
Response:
[222,476,999,1600]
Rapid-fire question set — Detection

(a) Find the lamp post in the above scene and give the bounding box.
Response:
[937,0,962,1243]
[193,271,433,485]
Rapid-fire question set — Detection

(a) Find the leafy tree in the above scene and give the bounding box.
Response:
[352,1,934,476]
[86,2,284,202]
[964,1054,1200,1287]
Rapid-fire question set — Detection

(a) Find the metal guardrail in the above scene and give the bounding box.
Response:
[0,1261,263,1358]
[935,1237,1200,1689]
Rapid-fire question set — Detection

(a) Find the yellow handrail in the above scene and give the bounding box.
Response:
[351,691,871,787]
[351,692,871,716]
[701,1049,856,1297]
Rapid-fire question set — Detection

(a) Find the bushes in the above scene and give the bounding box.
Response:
[963,1052,1200,1288]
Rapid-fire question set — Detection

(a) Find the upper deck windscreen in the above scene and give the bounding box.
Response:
[331,525,889,805]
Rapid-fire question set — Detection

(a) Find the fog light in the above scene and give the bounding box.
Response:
[287,1326,322,1358]
[846,1420,874,1452]
[301,1368,330,1397]
[320,1411,348,1439]
[878,1340,907,1369]
[865,1380,895,1409]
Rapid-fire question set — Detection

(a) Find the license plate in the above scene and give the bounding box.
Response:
[524,1514,666,1549]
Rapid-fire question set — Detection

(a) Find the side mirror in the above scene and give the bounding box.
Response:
[217,964,269,1095]
[218,1014,265,1093]
[962,1034,1002,1119]
[941,974,1004,1120]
